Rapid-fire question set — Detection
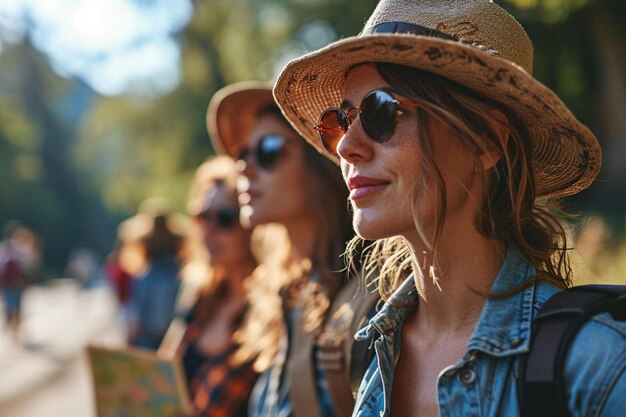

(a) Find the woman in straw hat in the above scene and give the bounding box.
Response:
[273,0,624,416]
[207,82,378,417]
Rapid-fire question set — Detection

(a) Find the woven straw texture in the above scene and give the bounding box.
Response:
[273,0,601,198]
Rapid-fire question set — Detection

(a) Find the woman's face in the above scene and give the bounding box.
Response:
[196,184,252,268]
[337,65,479,243]
[237,113,313,228]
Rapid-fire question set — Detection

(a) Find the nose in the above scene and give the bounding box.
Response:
[336,118,374,163]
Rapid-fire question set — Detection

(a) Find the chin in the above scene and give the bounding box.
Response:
[241,205,271,228]
[352,216,392,241]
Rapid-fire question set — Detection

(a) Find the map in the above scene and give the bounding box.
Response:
[87,345,191,417]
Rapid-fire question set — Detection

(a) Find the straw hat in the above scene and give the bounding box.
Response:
[207,81,275,158]
[273,0,601,198]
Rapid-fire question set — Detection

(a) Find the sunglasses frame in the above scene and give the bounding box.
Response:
[314,89,426,156]
[196,207,240,230]
[237,134,287,171]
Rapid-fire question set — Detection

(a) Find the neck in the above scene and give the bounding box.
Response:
[222,260,256,300]
[405,219,504,336]
[284,215,318,263]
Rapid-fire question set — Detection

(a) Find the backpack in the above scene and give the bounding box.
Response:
[0,244,25,289]
[519,285,626,417]
[287,276,379,417]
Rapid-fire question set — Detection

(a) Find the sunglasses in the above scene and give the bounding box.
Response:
[196,207,240,230]
[237,134,286,171]
[314,90,425,156]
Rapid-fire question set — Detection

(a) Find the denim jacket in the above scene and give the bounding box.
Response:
[249,291,336,417]
[352,248,626,417]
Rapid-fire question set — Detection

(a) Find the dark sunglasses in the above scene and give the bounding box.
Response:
[196,207,240,230]
[237,134,286,171]
[314,90,425,156]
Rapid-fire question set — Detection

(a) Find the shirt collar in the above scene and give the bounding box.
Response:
[355,247,559,357]
[354,274,417,340]
[467,248,558,356]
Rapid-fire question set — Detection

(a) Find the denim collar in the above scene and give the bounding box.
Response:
[355,247,559,357]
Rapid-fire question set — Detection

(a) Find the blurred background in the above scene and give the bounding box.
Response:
[0,0,624,416]
[1,0,625,277]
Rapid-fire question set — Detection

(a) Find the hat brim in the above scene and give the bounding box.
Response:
[274,34,601,198]
[207,82,275,159]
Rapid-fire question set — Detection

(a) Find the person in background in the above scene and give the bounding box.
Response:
[65,247,100,288]
[120,197,185,350]
[102,244,133,307]
[273,0,625,416]
[207,83,378,417]
[160,155,260,417]
[0,221,42,339]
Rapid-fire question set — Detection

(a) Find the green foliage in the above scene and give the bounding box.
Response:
[505,0,593,22]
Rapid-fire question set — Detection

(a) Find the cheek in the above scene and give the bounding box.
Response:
[282,176,309,213]
[340,160,350,181]
[276,159,310,205]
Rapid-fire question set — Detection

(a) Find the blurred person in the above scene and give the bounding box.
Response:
[119,197,185,350]
[0,221,43,339]
[273,0,625,416]
[207,83,378,417]
[65,247,101,287]
[160,155,260,417]
[102,243,133,306]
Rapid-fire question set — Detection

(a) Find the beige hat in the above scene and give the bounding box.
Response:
[207,81,275,158]
[273,0,601,198]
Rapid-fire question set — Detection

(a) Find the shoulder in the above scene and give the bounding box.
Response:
[565,313,626,417]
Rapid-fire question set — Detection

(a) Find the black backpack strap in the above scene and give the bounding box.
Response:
[520,285,626,417]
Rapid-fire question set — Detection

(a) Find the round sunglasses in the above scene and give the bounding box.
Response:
[237,134,286,171]
[314,90,426,156]
[196,207,240,230]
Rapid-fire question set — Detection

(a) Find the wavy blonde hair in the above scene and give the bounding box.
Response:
[348,63,571,301]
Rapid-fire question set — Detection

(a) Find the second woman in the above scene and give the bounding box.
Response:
[207,82,378,417]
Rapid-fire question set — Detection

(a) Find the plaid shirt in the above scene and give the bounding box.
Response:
[180,290,258,417]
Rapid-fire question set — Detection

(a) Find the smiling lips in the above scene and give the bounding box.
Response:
[347,175,390,200]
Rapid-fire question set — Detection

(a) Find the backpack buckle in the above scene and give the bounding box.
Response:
[316,332,344,371]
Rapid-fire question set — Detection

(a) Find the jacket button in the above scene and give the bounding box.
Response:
[458,367,477,385]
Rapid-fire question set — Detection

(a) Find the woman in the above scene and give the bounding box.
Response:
[273,1,624,416]
[207,83,377,417]
[163,156,259,417]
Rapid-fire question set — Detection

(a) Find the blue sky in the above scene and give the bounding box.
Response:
[0,0,193,96]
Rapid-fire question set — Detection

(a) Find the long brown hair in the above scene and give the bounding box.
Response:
[233,106,353,371]
[348,63,571,300]
[182,155,254,299]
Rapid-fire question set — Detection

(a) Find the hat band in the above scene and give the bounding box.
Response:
[366,22,458,42]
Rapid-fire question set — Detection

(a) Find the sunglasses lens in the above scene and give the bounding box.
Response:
[257,135,285,170]
[360,90,397,143]
[216,208,239,229]
[198,207,239,229]
[317,108,349,155]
